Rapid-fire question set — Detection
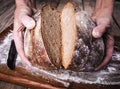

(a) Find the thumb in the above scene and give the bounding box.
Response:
[92,24,106,38]
[21,15,35,29]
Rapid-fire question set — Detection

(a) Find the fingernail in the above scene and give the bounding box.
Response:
[93,30,101,38]
[22,16,35,29]
[91,16,96,21]
[26,19,35,29]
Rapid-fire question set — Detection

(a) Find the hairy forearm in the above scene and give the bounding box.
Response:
[95,0,114,14]
[15,0,36,8]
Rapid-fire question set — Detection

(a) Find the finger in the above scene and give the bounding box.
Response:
[91,16,96,22]
[32,8,37,13]
[21,56,32,66]
[13,28,32,66]
[13,21,31,66]
[95,34,114,71]
[92,24,106,38]
[18,25,24,32]
[21,15,35,29]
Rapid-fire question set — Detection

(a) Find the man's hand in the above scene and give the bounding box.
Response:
[13,0,36,65]
[92,0,114,70]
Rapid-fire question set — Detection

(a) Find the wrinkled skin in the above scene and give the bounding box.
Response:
[13,0,114,70]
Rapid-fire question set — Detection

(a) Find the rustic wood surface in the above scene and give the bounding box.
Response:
[0,81,27,89]
[0,0,14,33]
[0,0,120,89]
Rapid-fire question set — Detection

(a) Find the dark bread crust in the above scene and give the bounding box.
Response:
[68,12,104,71]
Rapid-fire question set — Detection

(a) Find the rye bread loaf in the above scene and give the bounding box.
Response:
[24,1,104,71]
